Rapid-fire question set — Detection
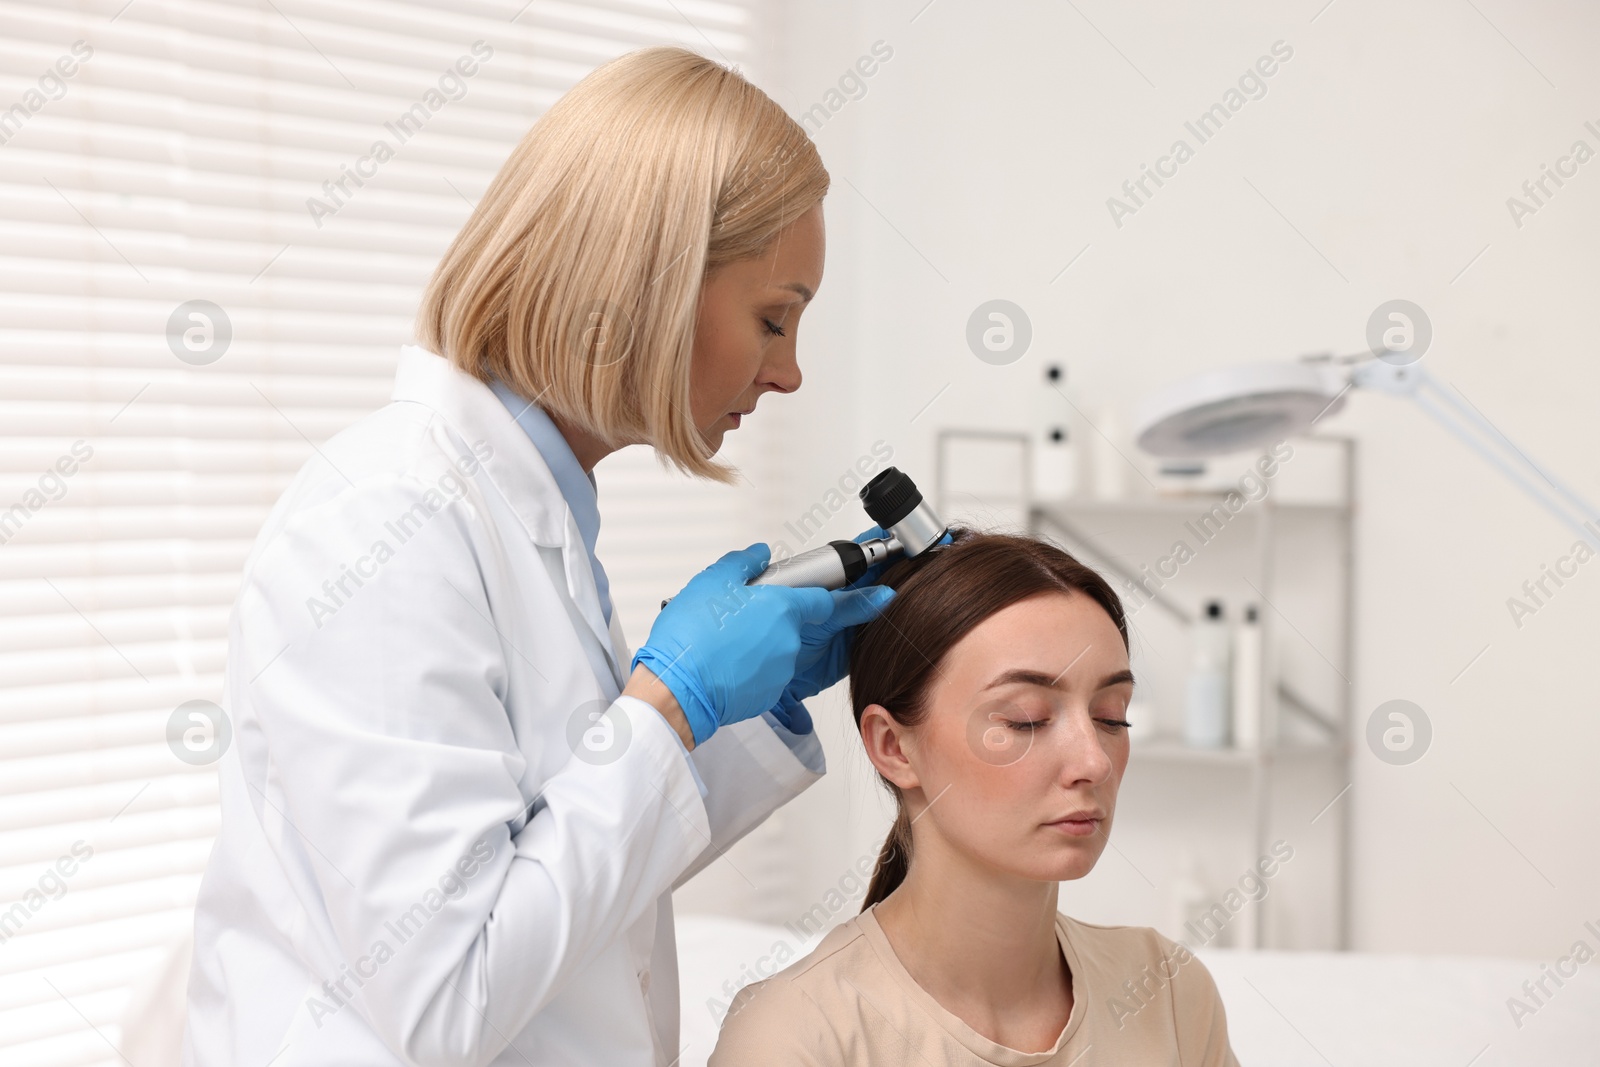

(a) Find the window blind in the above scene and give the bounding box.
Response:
[0,1,767,1061]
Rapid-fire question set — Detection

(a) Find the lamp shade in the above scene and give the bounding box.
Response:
[1133,361,1350,458]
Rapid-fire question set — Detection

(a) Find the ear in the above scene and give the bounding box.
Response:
[859,703,920,792]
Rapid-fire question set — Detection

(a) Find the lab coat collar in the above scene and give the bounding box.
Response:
[391,344,625,683]
[486,378,612,627]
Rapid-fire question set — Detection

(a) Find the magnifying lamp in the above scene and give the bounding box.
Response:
[1132,354,1600,546]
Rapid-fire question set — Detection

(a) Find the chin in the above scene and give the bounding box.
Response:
[1035,838,1109,882]
[987,842,1104,884]
[1027,850,1100,881]
[1050,857,1102,882]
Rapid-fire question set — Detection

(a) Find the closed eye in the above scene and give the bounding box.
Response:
[1000,711,1132,733]
[762,317,786,337]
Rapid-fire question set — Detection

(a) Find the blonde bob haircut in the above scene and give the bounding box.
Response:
[416,47,829,483]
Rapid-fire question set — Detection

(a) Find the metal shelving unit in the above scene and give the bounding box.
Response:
[935,428,1357,950]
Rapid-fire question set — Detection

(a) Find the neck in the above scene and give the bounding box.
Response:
[546,408,616,474]
[873,829,1067,1026]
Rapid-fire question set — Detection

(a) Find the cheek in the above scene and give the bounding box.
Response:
[690,318,758,412]
[918,717,1131,880]
[927,758,1064,878]
[923,721,1061,829]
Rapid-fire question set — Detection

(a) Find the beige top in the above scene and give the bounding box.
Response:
[709,907,1240,1067]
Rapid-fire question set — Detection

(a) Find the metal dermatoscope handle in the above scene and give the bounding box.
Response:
[658,467,947,607]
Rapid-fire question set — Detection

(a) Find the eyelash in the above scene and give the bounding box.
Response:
[1002,718,1132,733]
[762,317,786,337]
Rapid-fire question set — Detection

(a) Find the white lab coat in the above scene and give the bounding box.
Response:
[181,345,825,1066]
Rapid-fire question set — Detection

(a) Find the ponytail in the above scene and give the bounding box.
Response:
[860,806,913,911]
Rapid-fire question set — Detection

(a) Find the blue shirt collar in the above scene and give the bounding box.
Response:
[488,379,611,623]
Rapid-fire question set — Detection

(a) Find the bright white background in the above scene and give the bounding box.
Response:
[3,0,1598,1063]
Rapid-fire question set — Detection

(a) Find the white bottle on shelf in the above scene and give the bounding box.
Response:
[1031,362,1078,500]
[1232,604,1263,750]
[1183,599,1231,748]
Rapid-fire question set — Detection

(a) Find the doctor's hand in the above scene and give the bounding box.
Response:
[765,574,897,735]
[761,524,952,734]
[786,566,896,704]
[766,688,813,736]
[629,544,892,748]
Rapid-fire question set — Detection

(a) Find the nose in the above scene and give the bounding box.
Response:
[761,340,802,395]
[1056,709,1115,788]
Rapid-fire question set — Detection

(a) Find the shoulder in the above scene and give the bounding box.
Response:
[285,401,487,516]
[238,402,510,633]
[722,916,868,1018]
[709,919,871,1066]
[1061,913,1199,968]
[254,402,500,559]
[1060,915,1236,1062]
[1057,915,1226,1008]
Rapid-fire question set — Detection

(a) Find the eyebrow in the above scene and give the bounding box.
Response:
[981,667,1136,693]
[778,282,814,302]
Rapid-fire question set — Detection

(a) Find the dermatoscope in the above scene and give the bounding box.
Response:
[660,467,949,609]
[748,467,948,589]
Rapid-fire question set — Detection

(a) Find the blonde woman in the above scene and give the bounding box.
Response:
[711,531,1240,1066]
[183,49,892,1066]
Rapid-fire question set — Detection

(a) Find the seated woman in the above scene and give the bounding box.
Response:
[710,529,1240,1066]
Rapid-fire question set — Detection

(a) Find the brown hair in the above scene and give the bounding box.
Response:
[415,47,828,483]
[848,528,1130,911]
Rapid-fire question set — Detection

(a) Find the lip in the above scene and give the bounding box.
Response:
[728,407,754,427]
[1044,809,1105,837]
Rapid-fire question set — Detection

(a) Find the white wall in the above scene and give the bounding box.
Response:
[674,0,1600,962]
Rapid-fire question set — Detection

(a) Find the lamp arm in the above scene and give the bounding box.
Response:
[1415,370,1599,528]
[1353,360,1600,547]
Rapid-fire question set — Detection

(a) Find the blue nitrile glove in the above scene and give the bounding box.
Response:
[768,689,813,735]
[768,580,896,734]
[633,543,868,746]
[784,570,896,702]
[765,524,913,734]
[794,521,951,689]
